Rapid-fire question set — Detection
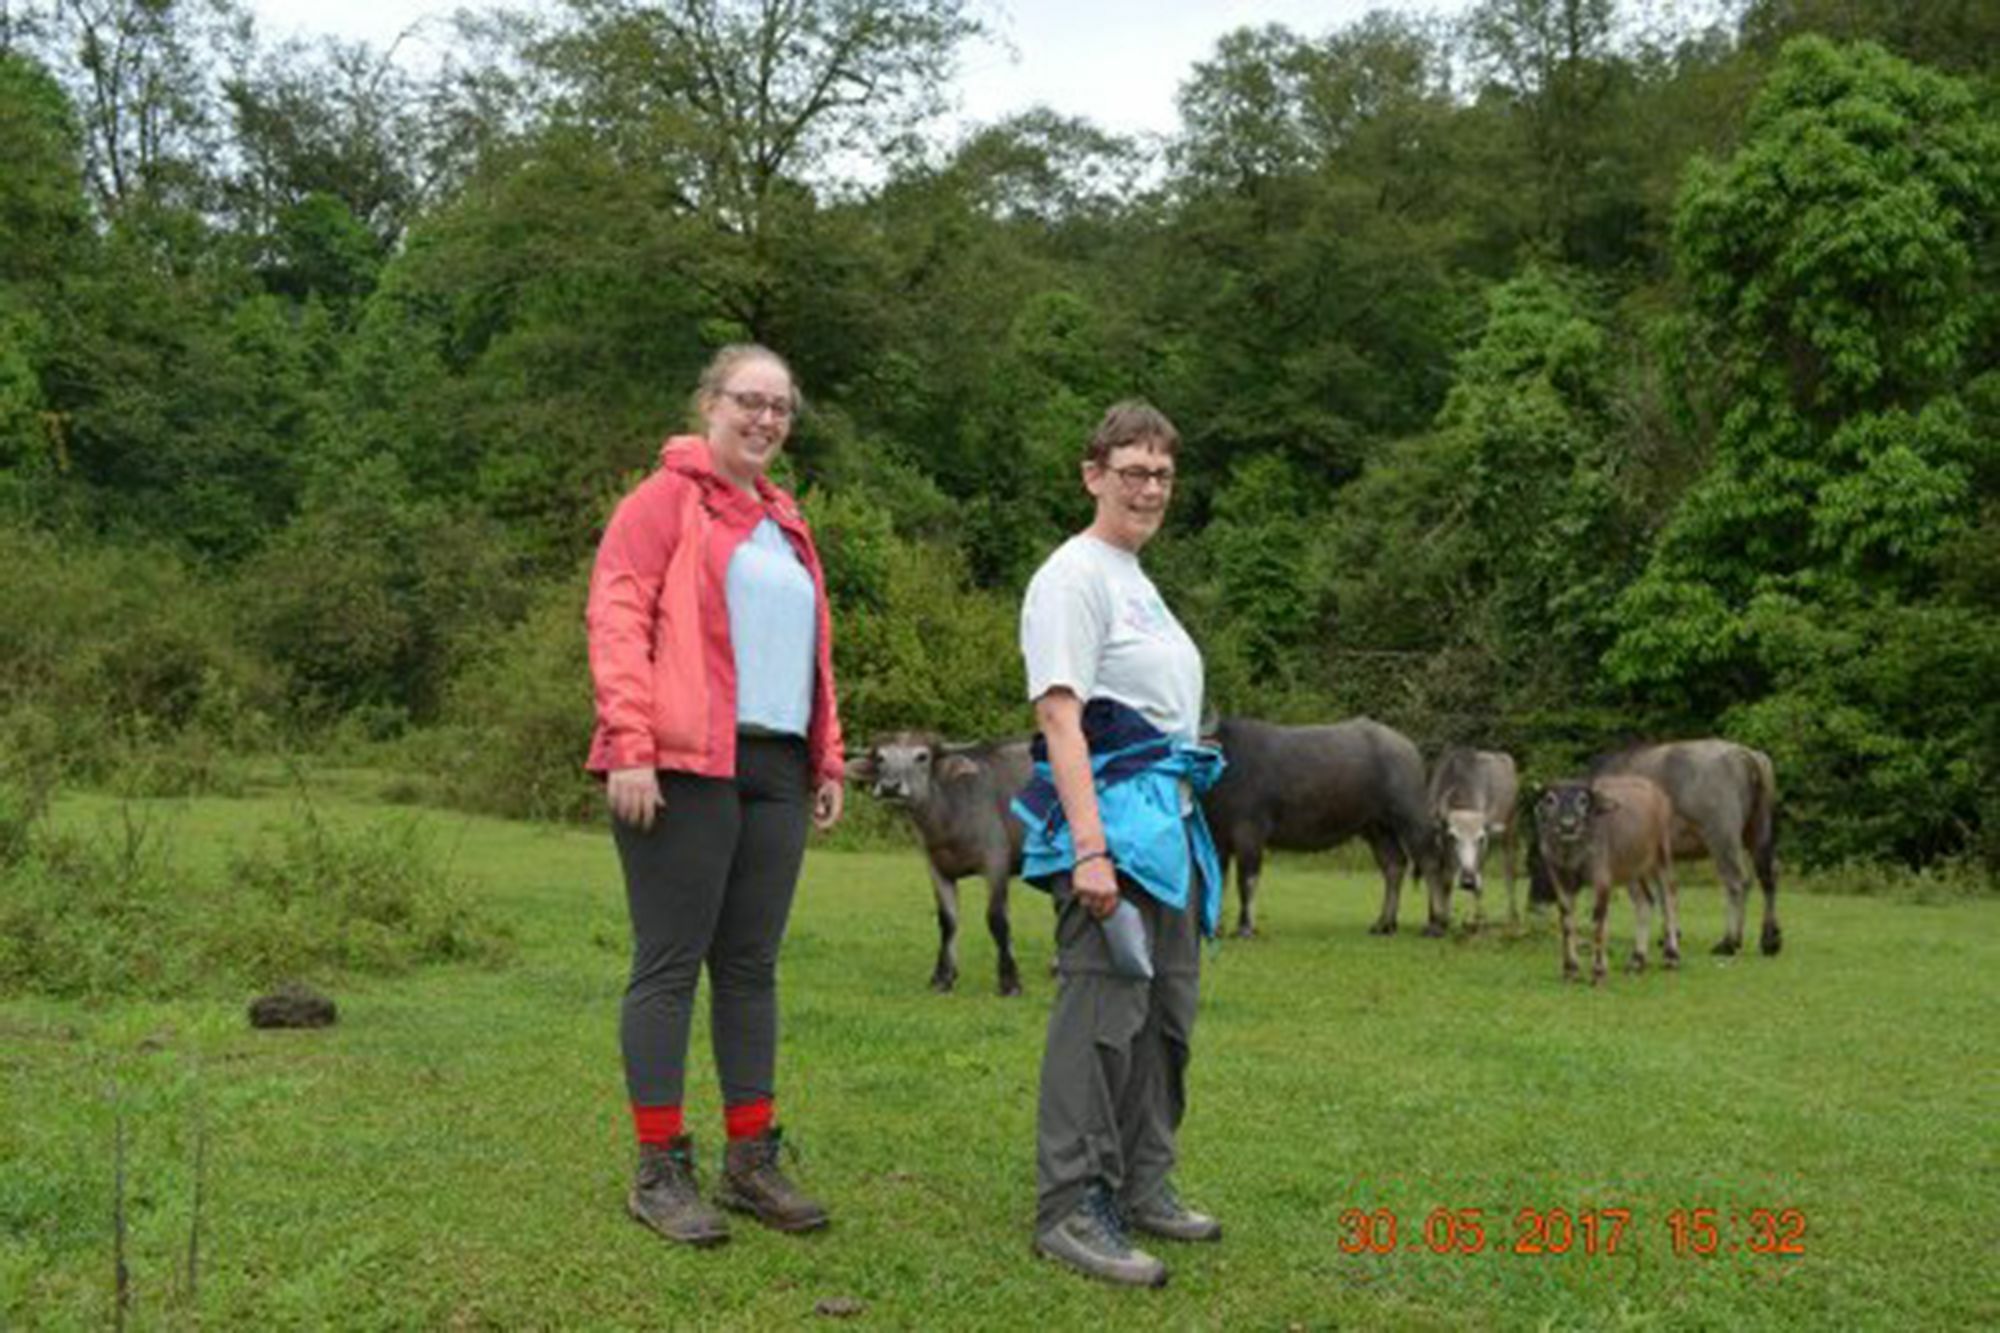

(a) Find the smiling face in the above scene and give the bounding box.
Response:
[699,355,795,488]
[1084,437,1176,553]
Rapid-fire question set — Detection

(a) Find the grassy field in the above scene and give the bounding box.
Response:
[3,785,1995,1330]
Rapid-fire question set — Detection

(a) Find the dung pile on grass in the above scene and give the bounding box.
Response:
[0,792,510,1000]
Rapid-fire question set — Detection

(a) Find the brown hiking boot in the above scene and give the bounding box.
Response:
[717,1127,829,1233]
[628,1136,730,1247]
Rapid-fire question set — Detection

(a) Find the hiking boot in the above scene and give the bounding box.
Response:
[628,1136,730,1247]
[717,1127,830,1233]
[1126,1182,1221,1243]
[1034,1183,1168,1287]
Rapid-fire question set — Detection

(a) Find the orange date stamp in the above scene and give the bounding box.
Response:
[1336,1206,1808,1257]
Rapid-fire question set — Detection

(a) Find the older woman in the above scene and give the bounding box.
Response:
[1015,401,1226,1287]
[586,344,844,1247]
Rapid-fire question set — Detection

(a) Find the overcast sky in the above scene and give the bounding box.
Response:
[245,0,1476,140]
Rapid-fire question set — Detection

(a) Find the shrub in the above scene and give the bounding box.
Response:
[0,522,276,781]
[426,570,598,823]
[0,799,509,1000]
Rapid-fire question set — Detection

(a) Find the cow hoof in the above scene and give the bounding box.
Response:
[1234,924,1258,940]
[998,976,1023,998]
[1369,921,1397,937]
[1761,926,1784,957]
[1421,923,1446,939]
[1664,951,1681,970]
[1711,939,1741,957]
[929,972,958,993]
[1626,954,1647,974]
[1563,968,1581,984]
[1591,969,1607,987]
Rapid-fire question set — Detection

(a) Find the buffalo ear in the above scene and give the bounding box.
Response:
[1589,789,1620,815]
[845,749,877,782]
[938,754,980,782]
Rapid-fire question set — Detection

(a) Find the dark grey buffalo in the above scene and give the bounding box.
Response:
[1591,739,1780,956]
[1426,747,1520,927]
[849,733,1033,995]
[1201,717,1439,938]
[1534,776,1679,984]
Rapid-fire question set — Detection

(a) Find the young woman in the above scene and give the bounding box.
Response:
[586,344,844,1246]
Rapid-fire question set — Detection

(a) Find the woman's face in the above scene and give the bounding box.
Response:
[1084,438,1177,551]
[701,357,796,487]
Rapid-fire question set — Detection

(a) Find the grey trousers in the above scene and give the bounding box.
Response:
[610,735,811,1108]
[1035,875,1201,1234]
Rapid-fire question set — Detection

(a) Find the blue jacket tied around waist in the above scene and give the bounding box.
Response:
[1009,699,1228,936]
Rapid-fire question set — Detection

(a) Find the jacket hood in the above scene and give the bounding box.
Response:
[658,434,803,526]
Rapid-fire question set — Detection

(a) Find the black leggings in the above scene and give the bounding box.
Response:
[612,735,811,1108]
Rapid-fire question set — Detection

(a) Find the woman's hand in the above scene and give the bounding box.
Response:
[1071,853,1119,919]
[812,776,844,831]
[607,766,663,830]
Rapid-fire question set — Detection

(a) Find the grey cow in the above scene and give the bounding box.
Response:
[1202,717,1439,938]
[1427,747,1520,927]
[1591,739,1780,957]
[1534,776,1680,984]
[850,733,1033,996]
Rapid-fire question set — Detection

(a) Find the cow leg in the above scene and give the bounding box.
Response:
[1590,876,1612,986]
[929,867,960,992]
[1370,830,1410,935]
[1554,881,1580,981]
[1235,842,1264,938]
[985,869,1021,997]
[1758,866,1783,958]
[1502,830,1519,925]
[1711,838,1750,956]
[1660,867,1683,969]
[1626,878,1653,973]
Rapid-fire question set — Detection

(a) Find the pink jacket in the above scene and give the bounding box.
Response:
[585,436,845,784]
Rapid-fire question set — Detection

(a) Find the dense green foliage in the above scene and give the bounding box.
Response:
[1,2,1994,870]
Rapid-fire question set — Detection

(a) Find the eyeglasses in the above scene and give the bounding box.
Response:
[1105,464,1176,490]
[715,389,795,421]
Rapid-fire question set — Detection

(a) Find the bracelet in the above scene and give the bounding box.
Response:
[1074,849,1113,869]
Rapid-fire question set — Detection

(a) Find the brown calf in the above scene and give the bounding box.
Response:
[1533,776,1679,985]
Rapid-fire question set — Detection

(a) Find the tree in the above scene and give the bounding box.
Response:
[1607,38,2000,864]
[34,0,247,218]
[529,0,983,337]
[1461,0,1627,260]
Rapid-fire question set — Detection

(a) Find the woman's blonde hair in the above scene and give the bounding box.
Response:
[691,344,801,423]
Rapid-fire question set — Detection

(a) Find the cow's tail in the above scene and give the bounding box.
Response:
[1748,749,1778,899]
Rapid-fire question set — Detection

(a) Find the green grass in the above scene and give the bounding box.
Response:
[3,786,1995,1330]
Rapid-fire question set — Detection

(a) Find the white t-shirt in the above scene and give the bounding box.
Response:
[1020,533,1205,743]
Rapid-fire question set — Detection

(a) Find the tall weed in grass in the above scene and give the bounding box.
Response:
[0,796,508,1000]
[1794,855,1996,903]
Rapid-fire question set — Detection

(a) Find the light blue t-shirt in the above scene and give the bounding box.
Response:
[726,518,817,736]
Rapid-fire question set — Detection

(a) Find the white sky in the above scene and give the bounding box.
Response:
[245,0,1476,140]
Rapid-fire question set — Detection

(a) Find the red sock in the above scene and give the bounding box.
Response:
[632,1104,683,1146]
[724,1098,774,1141]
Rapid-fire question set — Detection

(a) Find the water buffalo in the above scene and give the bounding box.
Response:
[849,733,1033,996]
[1535,776,1680,984]
[1592,739,1780,957]
[1427,747,1520,927]
[1201,717,1438,938]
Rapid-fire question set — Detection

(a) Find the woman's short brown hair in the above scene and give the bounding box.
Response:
[1084,400,1180,466]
